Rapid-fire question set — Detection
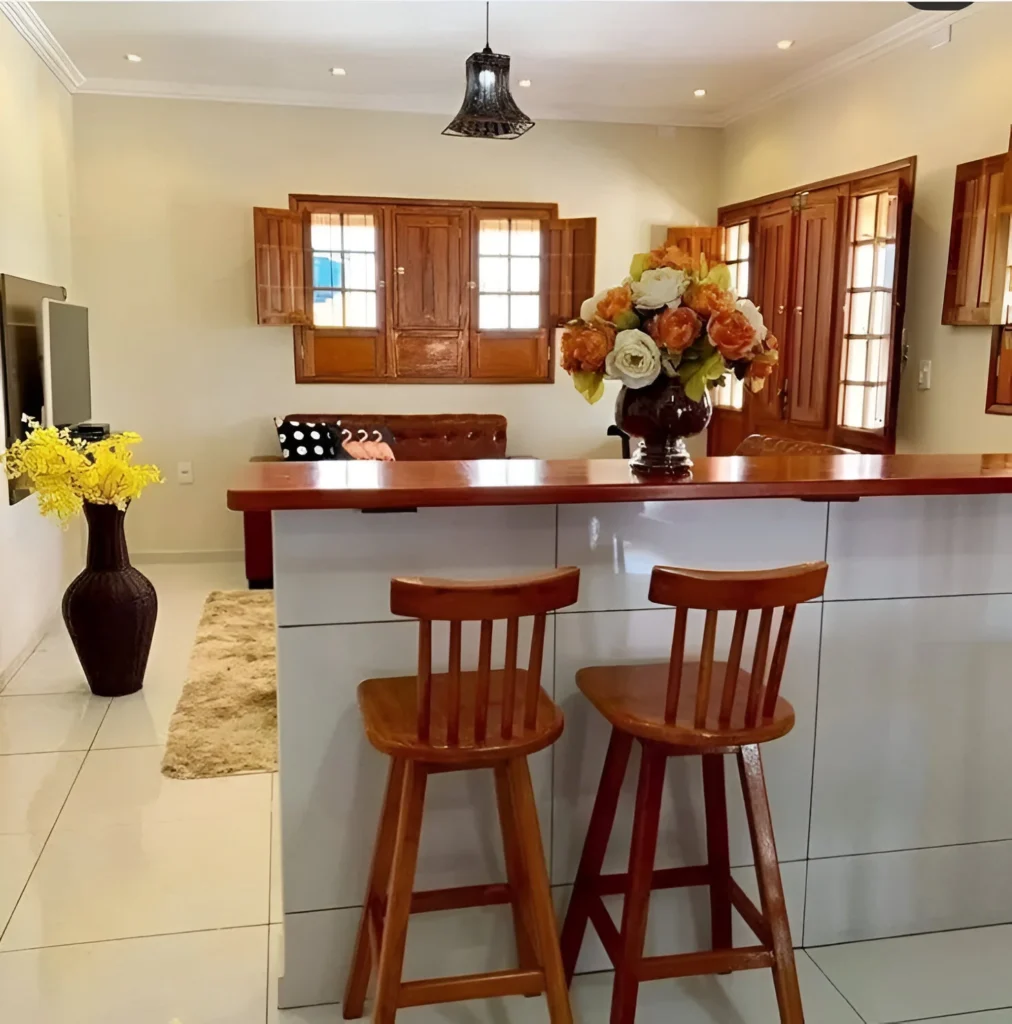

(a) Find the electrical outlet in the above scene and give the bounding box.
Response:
[177,461,194,485]
[917,360,932,391]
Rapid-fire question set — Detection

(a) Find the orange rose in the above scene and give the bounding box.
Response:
[707,308,758,361]
[648,305,701,354]
[596,285,634,322]
[684,282,735,319]
[560,320,616,374]
[648,245,695,272]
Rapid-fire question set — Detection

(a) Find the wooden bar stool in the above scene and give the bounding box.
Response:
[559,562,828,1024]
[343,567,581,1024]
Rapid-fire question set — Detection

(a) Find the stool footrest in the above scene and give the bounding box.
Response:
[410,883,513,914]
[638,946,775,981]
[398,967,545,1007]
[595,863,710,896]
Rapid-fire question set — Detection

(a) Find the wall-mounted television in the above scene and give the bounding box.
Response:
[41,299,91,429]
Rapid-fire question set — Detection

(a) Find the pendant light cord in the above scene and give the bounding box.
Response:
[484,1,491,53]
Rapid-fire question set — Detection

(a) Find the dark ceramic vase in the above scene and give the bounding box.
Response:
[615,374,712,477]
[62,503,158,697]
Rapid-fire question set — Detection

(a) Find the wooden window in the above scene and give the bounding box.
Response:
[838,190,898,431]
[254,196,595,383]
[712,220,751,411]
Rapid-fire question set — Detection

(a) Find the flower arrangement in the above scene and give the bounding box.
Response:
[560,244,778,404]
[1,419,162,523]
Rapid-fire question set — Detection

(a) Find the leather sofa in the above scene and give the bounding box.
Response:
[243,413,508,588]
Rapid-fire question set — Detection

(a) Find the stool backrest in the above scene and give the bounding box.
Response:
[648,562,828,729]
[390,567,580,746]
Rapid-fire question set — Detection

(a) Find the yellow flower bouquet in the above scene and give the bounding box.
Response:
[1,419,162,522]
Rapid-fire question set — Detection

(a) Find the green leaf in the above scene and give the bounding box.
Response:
[678,350,725,403]
[629,253,651,282]
[613,309,640,331]
[571,371,606,405]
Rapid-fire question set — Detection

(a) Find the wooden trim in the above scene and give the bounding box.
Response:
[291,194,558,218]
[717,157,917,222]
[986,325,1012,415]
[227,453,1012,512]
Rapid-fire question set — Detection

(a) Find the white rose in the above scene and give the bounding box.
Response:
[735,298,768,343]
[605,329,662,389]
[630,267,690,309]
[579,289,610,322]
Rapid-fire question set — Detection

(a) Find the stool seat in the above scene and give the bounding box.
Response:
[577,661,795,748]
[359,672,564,763]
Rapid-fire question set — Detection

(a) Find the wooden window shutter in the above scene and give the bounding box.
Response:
[253,207,311,326]
[665,226,723,263]
[999,126,1012,214]
[548,217,597,324]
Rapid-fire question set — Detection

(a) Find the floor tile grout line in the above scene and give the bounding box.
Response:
[894,1005,1012,1023]
[0,696,111,946]
[805,917,1012,952]
[0,920,271,956]
[802,949,870,1023]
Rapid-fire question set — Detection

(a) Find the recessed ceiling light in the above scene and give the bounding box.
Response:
[124,53,142,63]
[777,39,795,50]
[518,79,531,88]
[693,88,706,98]
[330,67,346,76]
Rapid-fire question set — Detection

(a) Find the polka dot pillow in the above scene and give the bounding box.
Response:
[274,418,338,461]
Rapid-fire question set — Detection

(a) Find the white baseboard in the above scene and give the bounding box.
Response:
[132,549,244,565]
[0,620,50,692]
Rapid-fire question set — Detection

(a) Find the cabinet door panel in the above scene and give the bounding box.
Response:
[393,332,467,378]
[750,206,793,430]
[393,211,467,330]
[790,191,840,428]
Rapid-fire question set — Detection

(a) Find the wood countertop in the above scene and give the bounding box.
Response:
[227,453,1012,512]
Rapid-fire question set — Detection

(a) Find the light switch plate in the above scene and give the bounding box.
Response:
[917,360,932,390]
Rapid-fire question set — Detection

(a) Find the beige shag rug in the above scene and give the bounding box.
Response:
[161,590,278,779]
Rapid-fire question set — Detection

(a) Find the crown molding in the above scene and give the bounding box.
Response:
[0,1,84,91]
[719,7,977,128]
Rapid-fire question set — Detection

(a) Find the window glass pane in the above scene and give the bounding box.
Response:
[311,215,339,251]
[878,194,897,240]
[344,253,374,291]
[875,243,895,288]
[738,261,749,298]
[738,221,750,261]
[713,374,744,410]
[869,384,887,429]
[727,264,739,293]
[841,384,864,429]
[480,293,509,329]
[852,245,874,289]
[871,291,891,336]
[344,291,376,328]
[313,290,343,327]
[725,225,739,262]
[510,219,540,256]
[845,337,867,381]
[479,219,510,255]
[855,195,877,241]
[848,292,871,336]
[865,337,883,384]
[312,253,339,289]
[480,257,509,293]
[510,294,540,329]
[510,257,540,293]
[343,215,376,252]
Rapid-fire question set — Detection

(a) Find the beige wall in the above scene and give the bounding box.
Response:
[0,15,75,678]
[720,3,1012,455]
[71,96,720,554]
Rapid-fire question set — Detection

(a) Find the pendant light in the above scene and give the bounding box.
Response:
[443,2,534,140]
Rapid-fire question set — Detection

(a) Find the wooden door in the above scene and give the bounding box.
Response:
[788,188,841,428]
[748,204,793,432]
[392,208,469,377]
[253,208,311,326]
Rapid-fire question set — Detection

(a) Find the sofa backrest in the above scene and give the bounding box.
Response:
[284,413,507,461]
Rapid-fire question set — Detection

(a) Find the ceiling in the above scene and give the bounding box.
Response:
[22,1,951,127]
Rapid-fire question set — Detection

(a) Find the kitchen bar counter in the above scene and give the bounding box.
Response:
[242,455,1012,1011]
[228,453,1012,511]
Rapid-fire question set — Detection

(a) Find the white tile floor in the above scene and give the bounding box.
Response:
[1,562,1011,1022]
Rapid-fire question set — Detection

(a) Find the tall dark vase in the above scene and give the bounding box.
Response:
[62,502,157,697]
[615,374,712,477]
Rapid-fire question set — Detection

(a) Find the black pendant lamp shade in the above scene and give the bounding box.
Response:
[443,5,534,140]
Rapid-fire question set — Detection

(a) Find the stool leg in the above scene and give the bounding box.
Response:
[738,744,804,1024]
[506,756,574,1024]
[611,741,666,1024]
[702,753,733,963]
[344,758,406,1019]
[494,762,539,971]
[560,727,633,983]
[373,761,427,1024]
